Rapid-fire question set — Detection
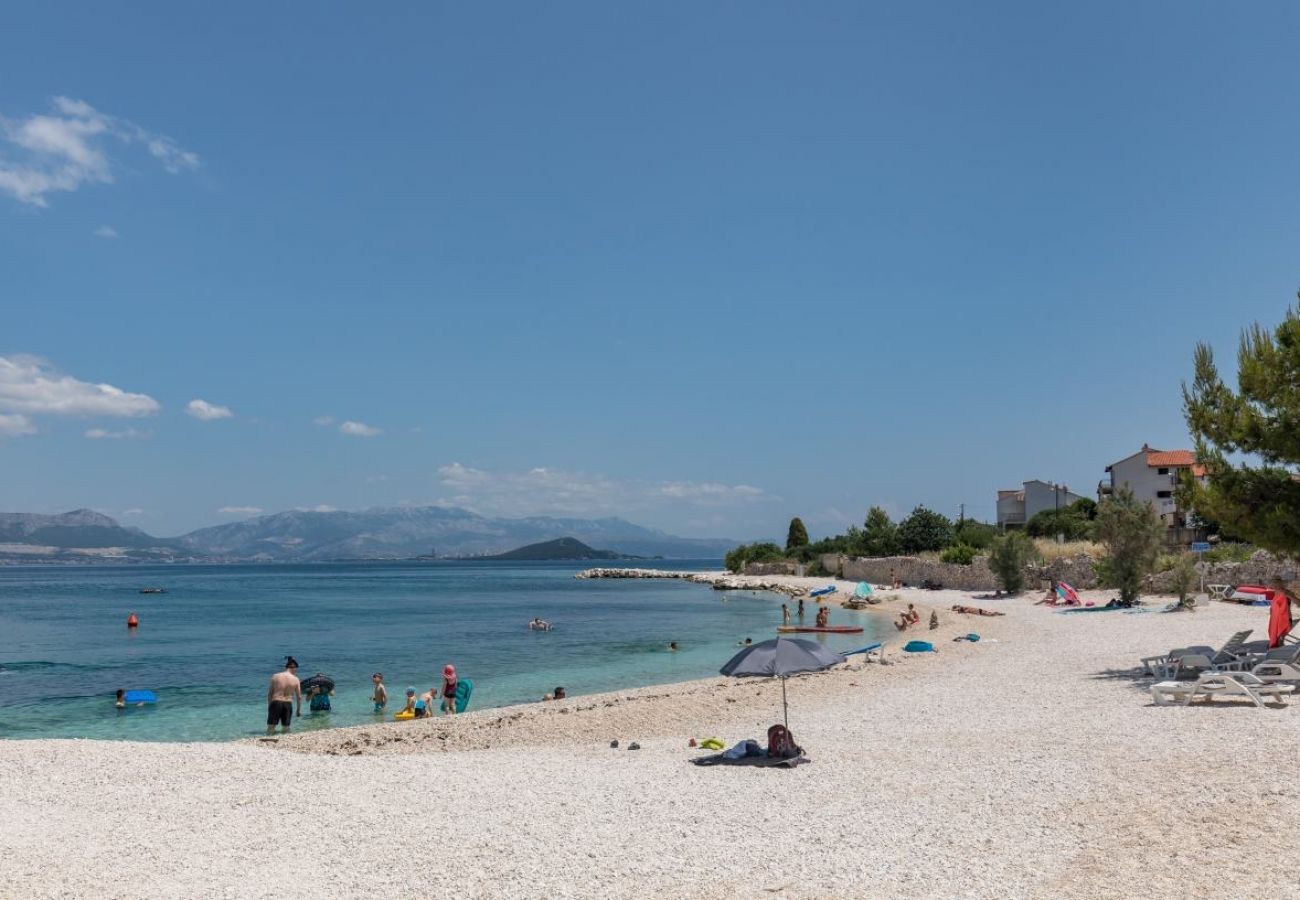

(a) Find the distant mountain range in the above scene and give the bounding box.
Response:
[0,507,734,564]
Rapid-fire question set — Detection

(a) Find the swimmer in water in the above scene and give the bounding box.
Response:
[668,642,679,652]
[115,689,126,709]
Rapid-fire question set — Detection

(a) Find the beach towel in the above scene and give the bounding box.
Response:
[692,753,807,768]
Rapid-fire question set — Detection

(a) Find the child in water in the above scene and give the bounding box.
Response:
[400,687,417,717]
[371,673,388,713]
[115,689,126,709]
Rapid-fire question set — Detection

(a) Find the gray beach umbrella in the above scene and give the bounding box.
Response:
[719,637,845,729]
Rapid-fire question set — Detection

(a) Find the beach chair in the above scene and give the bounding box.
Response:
[1150,672,1294,707]
[1140,630,1252,679]
[1249,661,1300,683]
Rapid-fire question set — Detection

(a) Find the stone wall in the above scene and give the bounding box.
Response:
[821,550,1298,596]
[1145,552,1297,592]
[742,560,800,576]
[822,553,1100,592]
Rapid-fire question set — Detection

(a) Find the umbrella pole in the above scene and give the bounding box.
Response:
[782,676,788,729]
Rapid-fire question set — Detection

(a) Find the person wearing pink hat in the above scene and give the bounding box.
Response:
[440,664,458,715]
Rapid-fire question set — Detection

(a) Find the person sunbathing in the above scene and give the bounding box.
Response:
[951,604,1005,617]
[894,612,911,631]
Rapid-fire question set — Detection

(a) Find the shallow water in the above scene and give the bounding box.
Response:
[0,561,883,741]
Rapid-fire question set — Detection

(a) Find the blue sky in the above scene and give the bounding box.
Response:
[2,2,1298,539]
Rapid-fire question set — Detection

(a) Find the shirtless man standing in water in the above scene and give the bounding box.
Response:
[266,657,302,735]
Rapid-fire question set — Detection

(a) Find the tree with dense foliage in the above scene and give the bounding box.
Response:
[953,519,998,550]
[987,531,1037,594]
[1182,300,1300,556]
[785,517,809,551]
[896,506,955,554]
[1025,507,1095,541]
[724,541,786,574]
[1094,486,1164,603]
[861,506,900,557]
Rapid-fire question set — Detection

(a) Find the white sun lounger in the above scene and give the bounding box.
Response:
[1150,673,1294,707]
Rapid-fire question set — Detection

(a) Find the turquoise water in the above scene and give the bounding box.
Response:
[0,561,883,742]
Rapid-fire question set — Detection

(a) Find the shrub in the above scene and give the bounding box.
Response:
[785,517,809,551]
[940,543,978,565]
[724,541,786,574]
[1202,542,1257,564]
[1094,486,1164,603]
[954,520,998,550]
[1168,553,1198,608]
[897,506,955,554]
[988,531,1038,594]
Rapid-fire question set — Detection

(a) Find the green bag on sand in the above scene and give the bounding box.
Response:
[699,737,726,751]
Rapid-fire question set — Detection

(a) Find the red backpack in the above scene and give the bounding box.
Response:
[767,724,800,758]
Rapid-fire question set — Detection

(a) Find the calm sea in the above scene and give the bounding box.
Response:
[0,561,883,742]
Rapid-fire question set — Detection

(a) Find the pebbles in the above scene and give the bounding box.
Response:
[3,590,1299,899]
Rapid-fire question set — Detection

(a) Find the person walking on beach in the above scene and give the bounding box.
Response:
[782,604,791,625]
[441,665,459,715]
[371,673,388,713]
[266,657,301,735]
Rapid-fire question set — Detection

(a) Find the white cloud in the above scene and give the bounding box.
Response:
[84,427,148,439]
[303,504,337,513]
[0,413,36,436]
[339,420,381,437]
[313,415,335,426]
[0,96,199,207]
[435,462,773,518]
[186,398,233,420]
[656,482,766,502]
[218,506,263,516]
[121,508,144,516]
[0,356,159,424]
[364,474,389,484]
[93,225,118,239]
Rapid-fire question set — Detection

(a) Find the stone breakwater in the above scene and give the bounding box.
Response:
[575,568,826,598]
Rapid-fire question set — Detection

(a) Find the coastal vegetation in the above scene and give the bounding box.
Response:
[724,541,786,573]
[988,531,1039,594]
[1183,297,1300,557]
[1094,486,1165,602]
[785,517,809,550]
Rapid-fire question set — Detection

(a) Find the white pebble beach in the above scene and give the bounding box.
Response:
[3,576,1298,899]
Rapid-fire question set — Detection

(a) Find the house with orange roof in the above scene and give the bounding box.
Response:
[1099,444,1207,536]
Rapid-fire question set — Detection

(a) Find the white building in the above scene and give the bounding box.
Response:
[996,480,1086,528]
[1099,444,1205,530]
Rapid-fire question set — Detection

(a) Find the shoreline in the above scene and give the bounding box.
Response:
[7,587,1299,898]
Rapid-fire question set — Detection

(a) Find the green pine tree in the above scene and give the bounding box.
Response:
[785,517,809,550]
[1182,298,1300,555]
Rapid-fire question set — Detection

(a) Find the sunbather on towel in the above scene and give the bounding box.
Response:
[951,605,1005,617]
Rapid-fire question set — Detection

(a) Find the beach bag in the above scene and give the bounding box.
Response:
[767,724,801,759]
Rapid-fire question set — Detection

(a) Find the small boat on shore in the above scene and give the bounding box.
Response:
[777,625,864,634]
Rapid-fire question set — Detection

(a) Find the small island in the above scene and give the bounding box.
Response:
[478,536,642,562]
